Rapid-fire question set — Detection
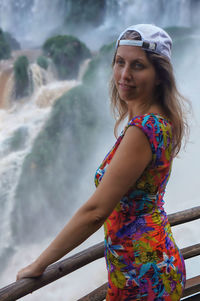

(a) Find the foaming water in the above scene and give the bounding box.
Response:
[0,102,51,265]
[0,78,79,273]
[35,80,78,108]
[0,68,13,109]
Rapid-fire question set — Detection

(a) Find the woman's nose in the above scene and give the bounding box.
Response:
[121,65,132,80]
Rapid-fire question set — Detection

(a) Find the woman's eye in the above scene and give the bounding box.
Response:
[116,59,124,65]
[134,62,144,69]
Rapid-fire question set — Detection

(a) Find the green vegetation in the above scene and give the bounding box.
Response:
[9,127,28,151]
[0,28,11,60]
[65,0,106,27]
[4,31,20,50]
[42,35,91,79]
[14,56,30,99]
[37,55,48,70]
[83,41,115,84]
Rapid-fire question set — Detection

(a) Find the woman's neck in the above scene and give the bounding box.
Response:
[127,102,166,121]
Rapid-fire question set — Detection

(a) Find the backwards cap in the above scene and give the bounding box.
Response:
[116,24,172,61]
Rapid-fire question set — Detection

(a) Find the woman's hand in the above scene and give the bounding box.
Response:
[16,261,46,281]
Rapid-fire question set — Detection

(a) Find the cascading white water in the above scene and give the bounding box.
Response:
[0,0,200,48]
[115,0,192,28]
[0,102,51,265]
[0,0,67,47]
[0,1,200,300]
[0,57,79,271]
[74,0,200,50]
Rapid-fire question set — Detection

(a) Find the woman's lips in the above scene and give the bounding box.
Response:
[118,83,136,91]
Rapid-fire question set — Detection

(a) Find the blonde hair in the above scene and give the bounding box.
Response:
[110,31,190,156]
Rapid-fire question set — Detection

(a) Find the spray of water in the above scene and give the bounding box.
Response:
[1,0,200,49]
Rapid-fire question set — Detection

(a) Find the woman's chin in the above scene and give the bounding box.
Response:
[120,94,136,102]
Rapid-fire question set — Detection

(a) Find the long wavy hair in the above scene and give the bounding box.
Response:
[110,30,190,156]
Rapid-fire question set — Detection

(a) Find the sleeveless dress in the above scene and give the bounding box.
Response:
[94,114,186,301]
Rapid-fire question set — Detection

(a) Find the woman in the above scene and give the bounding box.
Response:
[17,24,188,300]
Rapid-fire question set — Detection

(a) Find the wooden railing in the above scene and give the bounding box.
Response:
[0,206,200,301]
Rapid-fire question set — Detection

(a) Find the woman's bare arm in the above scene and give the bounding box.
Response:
[17,126,152,280]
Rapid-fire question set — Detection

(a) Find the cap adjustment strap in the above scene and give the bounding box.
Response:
[118,40,143,47]
[118,40,157,51]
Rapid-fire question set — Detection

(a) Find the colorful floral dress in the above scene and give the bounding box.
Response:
[94,114,186,301]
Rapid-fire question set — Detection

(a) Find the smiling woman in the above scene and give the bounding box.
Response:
[16,24,190,301]
[110,25,189,155]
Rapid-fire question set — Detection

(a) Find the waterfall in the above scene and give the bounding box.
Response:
[0,0,67,47]
[101,0,200,37]
[0,56,79,270]
[114,0,192,28]
[0,68,13,108]
[0,51,49,108]
[0,0,200,48]
[0,102,51,269]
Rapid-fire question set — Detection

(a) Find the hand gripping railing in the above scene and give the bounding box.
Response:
[0,206,200,301]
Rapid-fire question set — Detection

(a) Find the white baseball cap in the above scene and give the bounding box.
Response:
[116,24,172,61]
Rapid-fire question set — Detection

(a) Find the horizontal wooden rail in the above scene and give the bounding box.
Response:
[0,206,200,301]
[78,283,107,301]
[182,276,200,298]
[78,275,200,301]
[181,243,200,260]
[168,206,200,226]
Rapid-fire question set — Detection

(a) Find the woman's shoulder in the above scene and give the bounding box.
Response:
[124,113,173,153]
[128,113,171,127]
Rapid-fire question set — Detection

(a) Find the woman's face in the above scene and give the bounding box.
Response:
[113,45,158,104]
